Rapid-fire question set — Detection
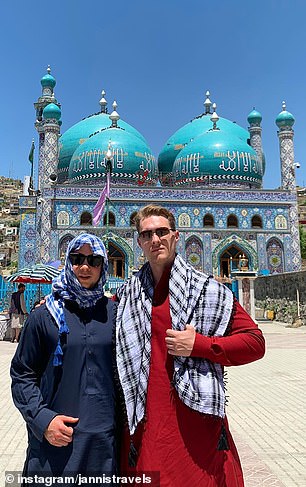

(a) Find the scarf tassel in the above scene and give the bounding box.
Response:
[217,420,229,451]
[59,322,69,334]
[128,440,138,467]
[53,340,64,367]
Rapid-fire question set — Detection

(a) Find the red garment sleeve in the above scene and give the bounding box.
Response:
[190,300,265,366]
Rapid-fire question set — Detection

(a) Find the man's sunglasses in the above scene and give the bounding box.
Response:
[138,227,175,241]
[69,253,103,267]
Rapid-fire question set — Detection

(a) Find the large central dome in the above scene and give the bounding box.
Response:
[68,125,158,185]
[173,129,263,187]
[158,93,264,189]
[57,94,150,184]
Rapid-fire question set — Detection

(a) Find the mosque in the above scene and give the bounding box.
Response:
[18,67,301,291]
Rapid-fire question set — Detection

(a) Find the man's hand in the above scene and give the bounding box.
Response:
[165,324,196,356]
[44,415,79,447]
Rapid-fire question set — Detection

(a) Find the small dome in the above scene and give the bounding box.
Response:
[41,69,56,88]
[276,103,295,128]
[247,108,262,125]
[172,129,263,189]
[68,126,158,186]
[43,103,61,120]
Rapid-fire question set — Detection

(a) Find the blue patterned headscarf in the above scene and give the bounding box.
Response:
[45,233,108,366]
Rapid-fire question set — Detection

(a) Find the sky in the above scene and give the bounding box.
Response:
[1,0,306,189]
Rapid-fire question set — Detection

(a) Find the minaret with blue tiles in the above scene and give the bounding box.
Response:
[276,102,301,271]
[248,108,264,186]
[34,67,62,263]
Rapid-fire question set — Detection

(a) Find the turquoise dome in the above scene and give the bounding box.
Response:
[41,73,56,88]
[43,103,61,120]
[158,114,249,183]
[58,113,147,183]
[172,129,263,188]
[247,109,262,125]
[68,126,158,185]
[276,109,295,128]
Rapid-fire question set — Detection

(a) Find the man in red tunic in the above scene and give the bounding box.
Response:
[116,205,265,487]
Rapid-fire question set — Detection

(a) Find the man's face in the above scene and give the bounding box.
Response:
[137,215,179,268]
[19,286,25,293]
[71,243,102,289]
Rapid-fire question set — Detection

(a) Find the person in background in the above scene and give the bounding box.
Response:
[9,283,28,342]
[11,234,118,483]
[115,204,265,487]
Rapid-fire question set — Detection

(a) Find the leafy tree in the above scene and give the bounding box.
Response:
[299,225,306,259]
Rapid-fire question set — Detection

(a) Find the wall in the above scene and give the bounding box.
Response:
[254,271,306,324]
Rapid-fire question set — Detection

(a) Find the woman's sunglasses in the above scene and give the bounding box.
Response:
[69,253,103,267]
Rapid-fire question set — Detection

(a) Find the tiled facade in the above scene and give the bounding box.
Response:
[18,71,302,279]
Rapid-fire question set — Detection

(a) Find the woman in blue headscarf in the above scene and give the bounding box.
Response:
[11,234,118,482]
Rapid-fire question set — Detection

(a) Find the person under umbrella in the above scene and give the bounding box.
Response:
[9,283,28,342]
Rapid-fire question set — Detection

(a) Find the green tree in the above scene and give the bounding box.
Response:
[299,225,306,259]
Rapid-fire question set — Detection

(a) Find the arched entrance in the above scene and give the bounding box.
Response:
[220,245,245,277]
[59,235,74,262]
[108,242,125,278]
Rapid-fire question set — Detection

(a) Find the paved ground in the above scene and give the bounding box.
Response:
[227,321,306,486]
[0,320,305,486]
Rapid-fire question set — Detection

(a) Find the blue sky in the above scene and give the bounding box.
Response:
[1,0,305,189]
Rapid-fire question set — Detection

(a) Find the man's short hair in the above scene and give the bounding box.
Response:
[134,205,176,233]
[18,283,25,290]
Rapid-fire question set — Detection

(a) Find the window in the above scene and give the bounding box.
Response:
[130,211,137,226]
[227,214,238,228]
[251,215,263,228]
[203,214,214,227]
[80,212,92,226]
[103,211,115,226]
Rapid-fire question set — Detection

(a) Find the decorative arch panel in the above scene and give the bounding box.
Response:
[185,236,203,271]
[266,237,284,273]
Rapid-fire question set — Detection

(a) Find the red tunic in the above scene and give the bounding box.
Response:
[121,274,265,487]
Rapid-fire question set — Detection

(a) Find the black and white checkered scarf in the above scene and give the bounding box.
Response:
[116,254,234,435]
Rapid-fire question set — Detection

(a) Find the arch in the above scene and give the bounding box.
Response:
[275,215,287,229]
[178,212,191,227]
[80,211,92,226]
[58,234,74,260]
[251,214,263,228]
[57,211,69,226]
[108,241,125,279]
[185,236,203,271]
[103,211,115,226]
[266,237,284,273]
[130,211,137,226]
[227,214,238,228]
[203,213,214,227]
[219,244,244,277]
[212,235,258,275]
[106,232,133,278]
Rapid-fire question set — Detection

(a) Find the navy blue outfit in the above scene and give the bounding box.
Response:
[10,297,118,481]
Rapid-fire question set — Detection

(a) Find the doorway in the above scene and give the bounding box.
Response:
[108,242,125,279]
[220,245,244,277]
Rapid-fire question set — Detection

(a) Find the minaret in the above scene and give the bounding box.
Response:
[248,108,264,183]
[276,101,296,191]
[34,67,61,191]
[34,67,62,264]
[276,101,301,271]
